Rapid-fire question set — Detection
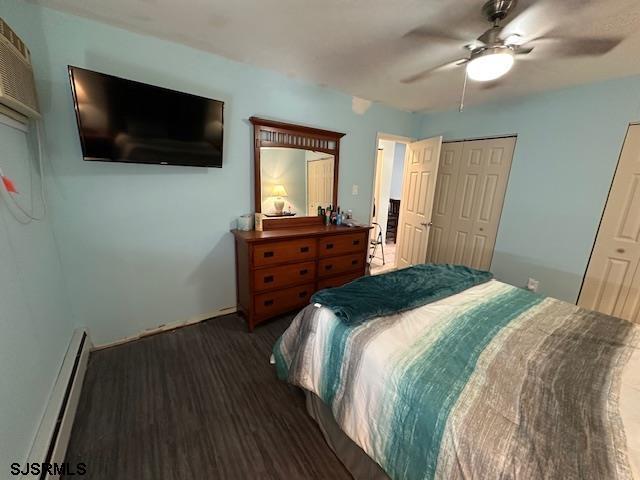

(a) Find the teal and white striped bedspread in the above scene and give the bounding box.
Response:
[274,280,640,480]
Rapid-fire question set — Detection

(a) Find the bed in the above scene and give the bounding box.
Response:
[273,265,640,480]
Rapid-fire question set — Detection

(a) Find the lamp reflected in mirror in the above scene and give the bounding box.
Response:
[271,184,288,215]
[260,147,334,217]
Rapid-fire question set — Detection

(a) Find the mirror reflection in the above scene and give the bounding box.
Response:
[260,147,334,217]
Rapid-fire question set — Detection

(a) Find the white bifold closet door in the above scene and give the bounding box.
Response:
[579,124,640,323]
[427,136,516,270]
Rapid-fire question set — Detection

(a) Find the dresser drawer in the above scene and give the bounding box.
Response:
[254,283,314,318]
[318,253,365,278]
[253,261,316,292]
[253,239,317,267]
[317,271,363,290]
[318,233,366,257]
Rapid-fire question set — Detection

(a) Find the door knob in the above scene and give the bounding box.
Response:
[421,222,433,228]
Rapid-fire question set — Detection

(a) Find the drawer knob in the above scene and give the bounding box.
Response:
[300,246,310,253]
[264,299,274,306]
[264,275,274,283]
[325,264,333,270]
[300,269,308,275]
[326,243,334,249]
[351,259,358,265]
[264,251,274,258]
[353,239,360,245]
[299,291,308,298]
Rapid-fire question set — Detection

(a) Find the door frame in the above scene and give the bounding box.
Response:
[576,123,633,305]
[442,133,518,143]
[368,132,415,229]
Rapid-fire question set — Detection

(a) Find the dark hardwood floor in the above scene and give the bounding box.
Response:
[65,313,351,479]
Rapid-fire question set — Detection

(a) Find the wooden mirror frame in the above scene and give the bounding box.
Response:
[250,116,345,215]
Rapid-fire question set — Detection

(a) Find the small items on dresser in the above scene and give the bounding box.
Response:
[318,205,348,226]
[232,220,371,331]
[237,214,254,231]
[254,213,265,231]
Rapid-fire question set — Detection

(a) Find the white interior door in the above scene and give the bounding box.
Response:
[427,137,515,270]
[579,124,640,323]
[307,157,334,216]
[396,136,442,269]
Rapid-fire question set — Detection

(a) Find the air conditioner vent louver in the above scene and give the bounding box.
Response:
[0,17,40,120]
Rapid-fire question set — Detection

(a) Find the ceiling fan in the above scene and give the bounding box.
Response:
[402,0,624,85]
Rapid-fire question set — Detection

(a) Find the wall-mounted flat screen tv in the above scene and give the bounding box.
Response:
[68,66,224,167]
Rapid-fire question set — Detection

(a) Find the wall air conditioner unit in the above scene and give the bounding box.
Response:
[0,17,40,124]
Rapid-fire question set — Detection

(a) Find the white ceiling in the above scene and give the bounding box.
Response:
[32,0,640,112]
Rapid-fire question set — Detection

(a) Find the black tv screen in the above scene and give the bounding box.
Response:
[68,66,224,167]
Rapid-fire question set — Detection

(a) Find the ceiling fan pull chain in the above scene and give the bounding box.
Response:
[459,69,468,113]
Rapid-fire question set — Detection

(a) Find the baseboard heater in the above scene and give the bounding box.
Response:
[27,328,92,479]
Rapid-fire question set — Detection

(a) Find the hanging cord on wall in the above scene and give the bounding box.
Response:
[0,119,48,224]
[459,69,469,113]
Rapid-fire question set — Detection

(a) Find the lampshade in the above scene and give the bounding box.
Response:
[271,184,288,197]
[466,48,514,82]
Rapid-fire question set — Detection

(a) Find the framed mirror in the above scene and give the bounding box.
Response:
[250,117,345,217]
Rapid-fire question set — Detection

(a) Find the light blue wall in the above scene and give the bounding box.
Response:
[390,143,406,199]
[417,76,640,302]
[0,121,75,468]
[2,1,417,345]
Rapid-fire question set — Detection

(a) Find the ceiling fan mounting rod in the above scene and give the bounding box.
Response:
[482,0,517,23]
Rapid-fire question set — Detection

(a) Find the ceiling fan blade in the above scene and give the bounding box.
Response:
[403,2,483,44]
[531,36,624,57]
[477,25,502,45]
[401,58,469,84]
[403,26,468,43]
[500,0,600,44]
[514,45,534,55]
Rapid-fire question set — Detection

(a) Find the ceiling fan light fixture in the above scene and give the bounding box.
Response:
[466,47,515,82]
[503,33,524,46]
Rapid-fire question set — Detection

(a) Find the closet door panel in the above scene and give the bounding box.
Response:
[580,124,640,322]
[446,142,485,266]
[430,137,515,270]
[427,142,463,263]
[470,139,516,269]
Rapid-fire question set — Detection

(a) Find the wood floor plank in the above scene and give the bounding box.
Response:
[65,314,351,479]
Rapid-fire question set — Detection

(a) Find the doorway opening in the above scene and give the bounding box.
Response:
[369,133,516,277]
[369,134,413,275]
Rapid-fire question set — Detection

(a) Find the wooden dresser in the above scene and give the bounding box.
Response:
[232,222,370,331]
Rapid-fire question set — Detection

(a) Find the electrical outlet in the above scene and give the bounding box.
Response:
[527,278,540,292]
[352,184,359,195]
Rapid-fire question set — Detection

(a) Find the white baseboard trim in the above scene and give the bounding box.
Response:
[27,328,91,478]
[92,306,238,351]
